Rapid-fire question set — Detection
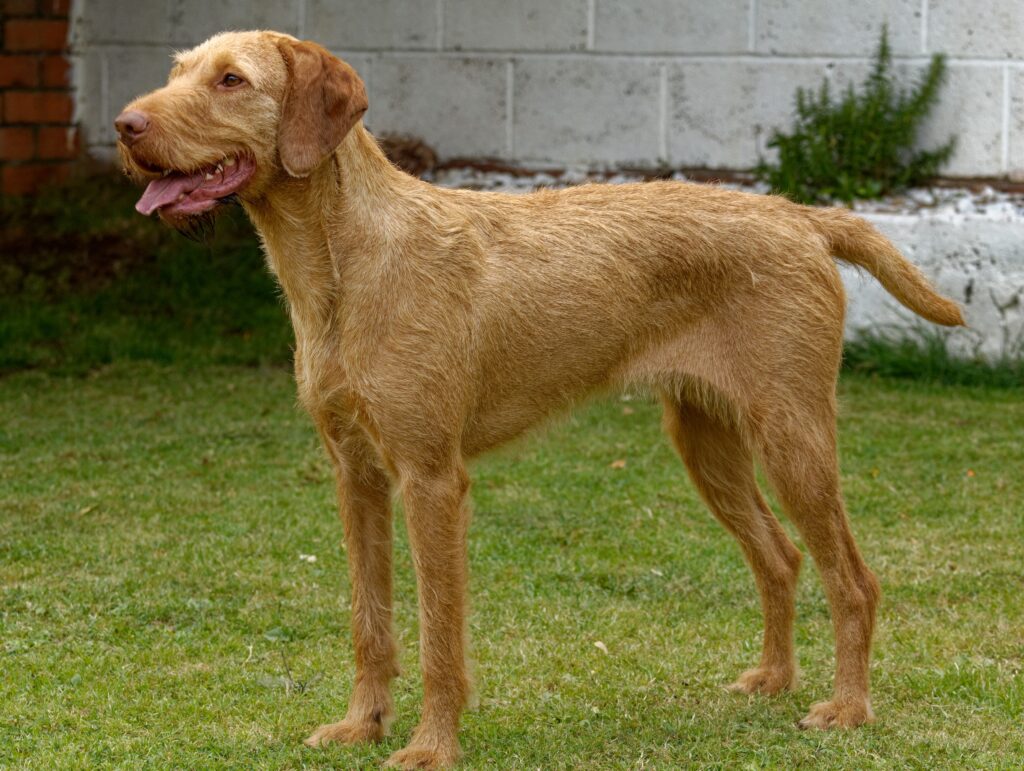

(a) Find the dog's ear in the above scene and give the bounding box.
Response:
[276,39,368,178]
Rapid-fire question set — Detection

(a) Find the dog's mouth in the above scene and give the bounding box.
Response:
[135,155,256,219]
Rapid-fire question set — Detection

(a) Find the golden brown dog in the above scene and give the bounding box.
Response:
[116,31,964,769]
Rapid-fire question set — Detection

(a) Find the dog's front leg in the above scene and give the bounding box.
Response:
[306,432,399,748]
[386,462,471,770]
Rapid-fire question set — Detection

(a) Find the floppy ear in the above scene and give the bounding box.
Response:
[276,39,368,178]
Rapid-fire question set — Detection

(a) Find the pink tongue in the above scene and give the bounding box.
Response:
[136,171,205,215]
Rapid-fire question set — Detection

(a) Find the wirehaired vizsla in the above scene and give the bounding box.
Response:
[116,31,964,769]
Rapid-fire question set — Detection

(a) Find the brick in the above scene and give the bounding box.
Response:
[0,127,35,160]
[4,90,72,123]
[5,19,69,51]
[166,0,299,46]
[307,0,437,51]
[2,0,38,16]
[371,56,507,159]
[515,58,661,165]
[916,64,1003,176]
[443,0,587,52]
[928,1,1024,59]
[36,125,78,158]
[594,0,749,54]
[40,54,70,86]
[668,60,825,168]
[42,0,70,15]
[1,161,71,195]
[756,0,920,56]
[0,54,39,87]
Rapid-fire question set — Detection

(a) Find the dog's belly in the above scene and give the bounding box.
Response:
[460,295,704,456]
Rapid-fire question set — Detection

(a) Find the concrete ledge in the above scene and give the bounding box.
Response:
[849,211,1024,360]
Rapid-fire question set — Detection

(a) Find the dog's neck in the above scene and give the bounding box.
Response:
[243,124,414,341]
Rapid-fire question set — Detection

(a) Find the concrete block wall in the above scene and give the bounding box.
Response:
[70,0,1024,177]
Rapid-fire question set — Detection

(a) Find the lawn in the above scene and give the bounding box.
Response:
[1,363,1022,769]
[1,175,1022,768]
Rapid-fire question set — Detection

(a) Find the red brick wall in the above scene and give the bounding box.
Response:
[1,0,78,195]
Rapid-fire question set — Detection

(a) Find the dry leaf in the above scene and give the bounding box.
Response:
[609,459,626,469]
[622,406,635,415]
[594,641,608,654]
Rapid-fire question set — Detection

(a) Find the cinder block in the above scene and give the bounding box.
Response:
[514,57,661,165]
[593,0,748,54]
[73,51,106,147]
[306,0,437,51]
[928,1,1024,59]
[1007,69,1024,180]
[99,47,179,145]
[668,60,824,168]
[757,0,920,56]
[371,56,508,159]
[443,0,587,51]
[916,64,1003,176]
[74,0,169,45]
[167,1,299,46]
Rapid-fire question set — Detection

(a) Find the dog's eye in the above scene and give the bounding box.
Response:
[219,73,244,89]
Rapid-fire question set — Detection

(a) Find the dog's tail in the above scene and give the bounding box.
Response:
[809,206,965,327]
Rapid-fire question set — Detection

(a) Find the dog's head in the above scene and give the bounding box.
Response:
[115,31,367,228]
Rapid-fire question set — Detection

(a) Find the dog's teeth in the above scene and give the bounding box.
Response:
[205,172,215,181]
[163,169,171,177]
[215,163,223,172]
[224,157,235,167]
[176,193,185,202]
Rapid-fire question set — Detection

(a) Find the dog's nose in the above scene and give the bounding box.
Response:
[114,110,150,145]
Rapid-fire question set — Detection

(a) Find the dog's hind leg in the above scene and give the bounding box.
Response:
[306,427,399,748]
[662,394,802,695]
[751,396,880,729]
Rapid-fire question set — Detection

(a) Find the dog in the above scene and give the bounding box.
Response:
[116,31,964,769]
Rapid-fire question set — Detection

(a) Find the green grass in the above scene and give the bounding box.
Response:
[2,364,1022,768]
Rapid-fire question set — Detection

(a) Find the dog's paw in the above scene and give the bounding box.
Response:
[727,665,797,696]
[796,698,874,730]
[385,739,461,770]
[304,717,388,747]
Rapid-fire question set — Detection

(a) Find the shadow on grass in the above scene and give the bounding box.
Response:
[0,170,292,375]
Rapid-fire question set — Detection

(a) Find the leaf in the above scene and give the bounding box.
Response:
[609,459,626,470]
[593,641,609,654]
[263,627,290,642]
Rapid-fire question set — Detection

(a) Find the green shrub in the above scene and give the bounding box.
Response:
[757,27,955,204]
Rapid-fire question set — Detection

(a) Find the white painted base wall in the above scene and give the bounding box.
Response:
[847,212,1024,361]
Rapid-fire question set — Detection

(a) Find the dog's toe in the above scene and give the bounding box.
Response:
[304,717,387,748]
[385,744,460,770]
[727,665,796,696]
[797,698,874,730]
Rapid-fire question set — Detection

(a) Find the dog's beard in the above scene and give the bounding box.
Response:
[163,195,239,243]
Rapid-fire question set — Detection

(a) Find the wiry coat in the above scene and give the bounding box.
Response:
[117,31,964,770]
